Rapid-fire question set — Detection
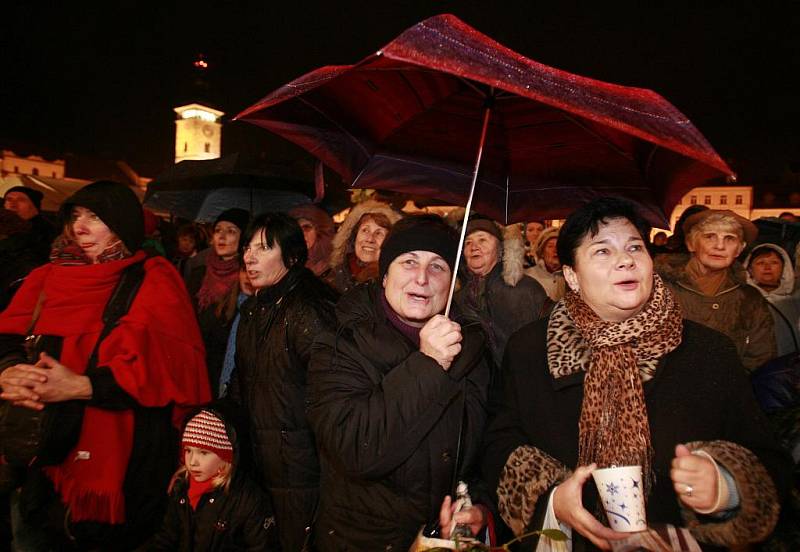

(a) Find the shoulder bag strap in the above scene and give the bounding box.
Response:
[86,260,146,371]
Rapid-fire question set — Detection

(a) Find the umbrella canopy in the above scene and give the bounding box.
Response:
[144,153,314,222]
[236,14,733,227]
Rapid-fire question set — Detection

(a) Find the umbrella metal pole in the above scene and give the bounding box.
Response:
[444,103,492,318]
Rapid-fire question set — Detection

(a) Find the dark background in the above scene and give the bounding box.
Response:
[2,2,797,187]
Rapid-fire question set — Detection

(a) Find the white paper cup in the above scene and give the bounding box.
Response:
[592,465,647,532]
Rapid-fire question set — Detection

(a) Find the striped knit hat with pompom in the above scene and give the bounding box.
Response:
[182,410,234,462]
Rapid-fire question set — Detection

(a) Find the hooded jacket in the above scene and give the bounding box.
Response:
[658,258,776,372]
[327,200,402,293]
[148,403,279,551]
[523,227,565,302]
[455,223,549,369]
[229,266,337,552]
[744,243,800,357]
[307,282,491,550]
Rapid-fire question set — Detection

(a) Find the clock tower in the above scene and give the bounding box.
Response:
[174,103,224,163]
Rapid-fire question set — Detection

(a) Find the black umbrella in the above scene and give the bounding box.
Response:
[144,153,316,222]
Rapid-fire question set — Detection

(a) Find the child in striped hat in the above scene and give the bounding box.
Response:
[149,407,278,550]
[180,409,235,496]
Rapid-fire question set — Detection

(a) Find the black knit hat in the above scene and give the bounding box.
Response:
[60,180,144,252]
[4,186,43,212]
[465,216,502,242]
[379,215,459,278]
[214,208,250,235]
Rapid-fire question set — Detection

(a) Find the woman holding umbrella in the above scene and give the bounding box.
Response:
[482,198,789,550]
[307,215,491,550]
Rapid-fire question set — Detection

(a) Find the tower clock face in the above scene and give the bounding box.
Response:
[202,124,214,137]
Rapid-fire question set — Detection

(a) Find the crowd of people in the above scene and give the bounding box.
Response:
[0,181,797,551]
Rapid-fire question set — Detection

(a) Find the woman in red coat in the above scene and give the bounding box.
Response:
[0,180,211,550]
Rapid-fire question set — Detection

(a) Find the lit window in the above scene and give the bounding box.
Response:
[736,195,743,205]
[720,195,727,205]
[704,195,711,205]
[204,142,210,153]
[32,167,39,175]
[690,195,697,205]
[184,142,188,153]
[180,109,217,122]
[13,166,19,173]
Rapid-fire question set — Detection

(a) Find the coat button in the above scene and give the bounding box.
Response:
[712,303,720,310]
[385,546,393,551]
[442,451,451,463]
[209,498,215,503]
[328,529,335,536]
[179,498,186,504]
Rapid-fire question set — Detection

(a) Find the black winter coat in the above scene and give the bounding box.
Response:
[482,318,793,551]
[148,481,274,552]
[230,266,337,552]
[307,283,491,551]
[147,403,278,551]
[454,264,548,370]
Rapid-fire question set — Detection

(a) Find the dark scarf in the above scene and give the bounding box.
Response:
[562,274,683,496]
[197,252,239,310]
[463,265,498,353]
[380,292,421,347]
[347,252,378,284]
[684,256,732,296]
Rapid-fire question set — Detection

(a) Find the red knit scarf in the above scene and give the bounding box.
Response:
[196,253,239,310]
[188,476,216,510]
[0,253,211,524]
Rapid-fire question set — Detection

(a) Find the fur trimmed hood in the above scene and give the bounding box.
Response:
[329,200,402,269]
[743,243,796,297]
[501,223,526,287]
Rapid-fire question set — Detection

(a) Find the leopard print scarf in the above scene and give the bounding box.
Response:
[560,274,683,496]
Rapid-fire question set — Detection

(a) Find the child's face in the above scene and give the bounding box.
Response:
[184,446,228,482]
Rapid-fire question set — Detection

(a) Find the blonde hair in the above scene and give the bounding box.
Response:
[686,213,744,246]
[168,458,233,494]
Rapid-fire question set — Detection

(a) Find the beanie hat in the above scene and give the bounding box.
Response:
[182,410,234,463]
[465,217,502,242]
[60,180,144,252]
[214,208,250,235]
[379,215,459,278]
[4,186,43,212]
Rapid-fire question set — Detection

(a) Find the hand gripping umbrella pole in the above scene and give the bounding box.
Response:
[444,95,493,318]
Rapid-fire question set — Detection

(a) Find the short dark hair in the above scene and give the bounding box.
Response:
[557,197,651,268]
[242,212,308,269]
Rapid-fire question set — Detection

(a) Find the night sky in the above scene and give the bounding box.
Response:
[2,2,797,186]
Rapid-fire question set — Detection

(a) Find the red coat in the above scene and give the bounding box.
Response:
[0,251,211,523]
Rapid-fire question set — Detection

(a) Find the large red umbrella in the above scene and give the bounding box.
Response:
[236,13,733,312]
